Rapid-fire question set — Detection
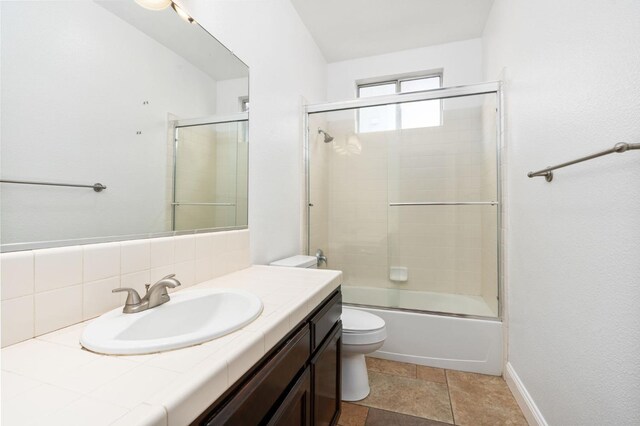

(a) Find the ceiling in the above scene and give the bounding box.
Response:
[290,0,495,63]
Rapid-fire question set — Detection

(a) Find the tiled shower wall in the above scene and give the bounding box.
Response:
[174,123,248,231]
[0,229,250,348]
[308,115,330,255]
[234,126,249,228]
[174,125,220,230]
[211,123,246,228]
[386,107,491,297]
[309,99,499,314]
[480,100,499,314]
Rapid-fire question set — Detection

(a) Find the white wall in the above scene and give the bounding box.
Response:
[179,0,327,265]
[327,38,483,101]
[216,77,249,114]
[483,1,640,424]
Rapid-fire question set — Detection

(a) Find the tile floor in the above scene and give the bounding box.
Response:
[339,357,527,426]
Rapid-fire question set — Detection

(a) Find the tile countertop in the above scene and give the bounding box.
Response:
[1,265,342,426]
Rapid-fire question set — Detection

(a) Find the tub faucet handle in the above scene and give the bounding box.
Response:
[315,249,328,267]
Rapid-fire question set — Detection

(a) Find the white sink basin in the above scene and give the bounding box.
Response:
[80,288,263,355]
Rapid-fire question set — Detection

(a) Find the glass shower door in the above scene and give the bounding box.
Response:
[306,85,500,319]
[173,120,248,231]
[386,93,499,317]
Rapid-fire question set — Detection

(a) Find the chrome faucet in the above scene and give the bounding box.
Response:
[112,274,182,314]
[315,249,328,267]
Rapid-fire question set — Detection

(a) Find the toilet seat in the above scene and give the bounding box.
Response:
[342,328,387,345]
[342,308,387,345]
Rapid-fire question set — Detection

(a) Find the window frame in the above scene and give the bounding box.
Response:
[356,73,443,133]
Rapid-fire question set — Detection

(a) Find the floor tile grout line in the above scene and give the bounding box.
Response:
[369,405,454,426]
[363,404,369,426]
[361,366,457,424]
[348,359,525,426]
[445,369,457,425]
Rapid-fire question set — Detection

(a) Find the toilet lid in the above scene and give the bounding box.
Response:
[342,308,385,333]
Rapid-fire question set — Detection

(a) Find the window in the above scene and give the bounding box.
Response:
[357,74,442,133]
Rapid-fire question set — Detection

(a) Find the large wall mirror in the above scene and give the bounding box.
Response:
[0,1,249,252]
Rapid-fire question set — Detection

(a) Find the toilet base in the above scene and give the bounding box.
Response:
[341,352,370,401]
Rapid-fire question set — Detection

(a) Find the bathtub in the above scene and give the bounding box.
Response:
[343,286,503,376]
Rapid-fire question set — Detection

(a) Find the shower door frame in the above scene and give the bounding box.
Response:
[303,81,504,321]
[171,112,249,232]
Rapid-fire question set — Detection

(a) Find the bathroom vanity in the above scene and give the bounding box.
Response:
[0,266,343,426]
[196,290,342,425]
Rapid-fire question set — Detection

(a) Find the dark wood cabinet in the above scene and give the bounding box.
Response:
[267,368,311,426]
[311,323,342,426]
[196,289,342,426]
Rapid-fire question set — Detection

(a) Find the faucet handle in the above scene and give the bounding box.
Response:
[315,249,328,267]
[112,288,142,306]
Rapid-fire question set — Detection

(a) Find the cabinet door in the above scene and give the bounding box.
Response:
[267,368,311,426]
[311,322,342,426]
[203,325,310,425]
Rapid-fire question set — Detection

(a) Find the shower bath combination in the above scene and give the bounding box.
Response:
[305,81,504,375]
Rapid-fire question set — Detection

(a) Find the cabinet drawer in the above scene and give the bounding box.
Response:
[310,292,342,350]
[205,325,311,425]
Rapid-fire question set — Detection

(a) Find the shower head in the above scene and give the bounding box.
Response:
[318,128,334,143]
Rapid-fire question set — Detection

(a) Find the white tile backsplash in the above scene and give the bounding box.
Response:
[35,285,83,336]
[149,265,174,283]
[173,260,196,289]
[195,233,214,260]
[34,246,82,293]
[210,232,228,255]
[150,237,175,268]
[174,235,195,263]
[195,258,213,283]
[1,295,34,347]
[83,276,121,320]
[120,270,151,299]
[1,229,250,347]
[120,240,151,275]
[1,251,34,300]
[83,242,120,283]
[228,230,249,252]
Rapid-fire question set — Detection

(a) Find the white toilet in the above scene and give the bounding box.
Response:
[270,255,387,402]
[340,307,386,401]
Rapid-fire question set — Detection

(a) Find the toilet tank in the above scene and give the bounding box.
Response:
[269,255,318,269]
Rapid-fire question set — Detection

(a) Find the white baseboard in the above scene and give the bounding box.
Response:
[504,362,548,426]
